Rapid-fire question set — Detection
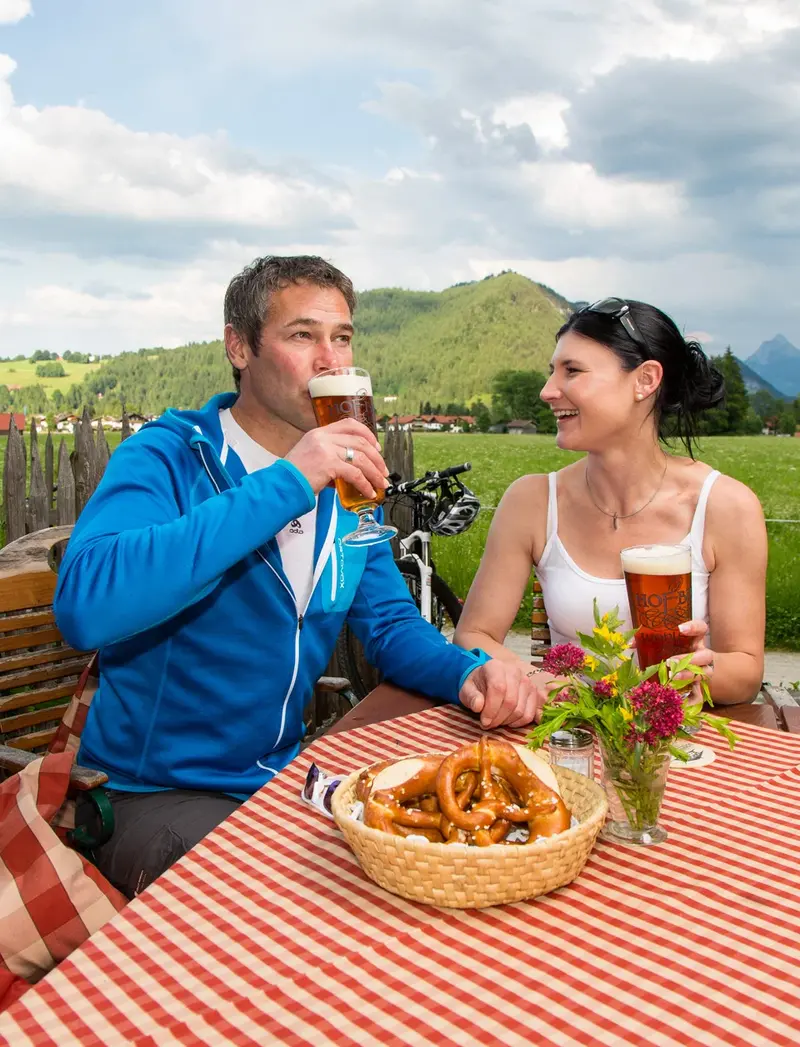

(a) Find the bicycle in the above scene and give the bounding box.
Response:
[334,463,481,698]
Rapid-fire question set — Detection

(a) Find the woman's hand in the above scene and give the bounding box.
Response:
[673,619,715,705]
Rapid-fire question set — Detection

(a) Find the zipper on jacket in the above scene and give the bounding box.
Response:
[298,613,304,631]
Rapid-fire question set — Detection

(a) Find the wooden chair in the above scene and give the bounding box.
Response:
[0,526,358,834]
[530,575,551,662]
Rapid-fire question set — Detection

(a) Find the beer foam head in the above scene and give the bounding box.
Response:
[308,371,372,398]
[620,543,691,576]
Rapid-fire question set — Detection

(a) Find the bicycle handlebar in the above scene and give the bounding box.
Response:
[386,462,472,498]
[435,462,471,480]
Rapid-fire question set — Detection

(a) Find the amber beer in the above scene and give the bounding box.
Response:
[308,371,384,514]
[621,544,692,669]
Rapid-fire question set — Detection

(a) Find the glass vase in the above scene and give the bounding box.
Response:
[599,739,670,846]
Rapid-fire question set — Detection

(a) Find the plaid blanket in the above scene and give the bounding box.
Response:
[0,749,126,1010]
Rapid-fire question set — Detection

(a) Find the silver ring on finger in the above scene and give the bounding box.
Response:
[344,446,355,463]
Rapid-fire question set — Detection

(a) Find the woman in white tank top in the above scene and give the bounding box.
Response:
[455,297,767,709]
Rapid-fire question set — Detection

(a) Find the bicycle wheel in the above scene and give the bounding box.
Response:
[333,563,464,700]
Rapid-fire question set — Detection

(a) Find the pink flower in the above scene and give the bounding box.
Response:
[626,680,684,745]
[593,680,615,700]
[542,643,586,677]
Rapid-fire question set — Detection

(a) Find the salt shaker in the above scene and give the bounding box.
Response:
[548,728,594,779]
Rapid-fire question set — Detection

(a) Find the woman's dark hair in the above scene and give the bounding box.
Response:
[557,300,725,458]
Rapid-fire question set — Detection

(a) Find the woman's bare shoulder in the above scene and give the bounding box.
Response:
[502,472,549,505]
[706,470,764,518]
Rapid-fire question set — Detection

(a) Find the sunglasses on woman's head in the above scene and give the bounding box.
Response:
[584,297,649,352]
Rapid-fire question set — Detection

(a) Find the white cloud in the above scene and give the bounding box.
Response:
[0,57,350,235]
[0,0,30,25]
[686,331,715,345]
[2,0,800,358]
[493,95,571,154]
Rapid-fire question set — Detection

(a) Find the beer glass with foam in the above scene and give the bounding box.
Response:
[308,366,397,546]
[621,544,693,669]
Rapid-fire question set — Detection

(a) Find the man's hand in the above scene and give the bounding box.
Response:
[285,419,389,499]
[459,660,546,729]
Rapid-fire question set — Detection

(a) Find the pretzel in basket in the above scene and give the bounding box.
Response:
[438,738,571,840]
[361,739,570,845]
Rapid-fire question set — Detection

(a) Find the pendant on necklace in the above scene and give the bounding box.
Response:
[612,513,619,530]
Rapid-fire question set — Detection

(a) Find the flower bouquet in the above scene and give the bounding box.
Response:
[527,603,737,845]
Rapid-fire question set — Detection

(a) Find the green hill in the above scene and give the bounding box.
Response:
[12,272,573,415]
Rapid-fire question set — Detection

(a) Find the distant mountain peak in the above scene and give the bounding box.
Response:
[761,333,797,351]
[747,334,800,398]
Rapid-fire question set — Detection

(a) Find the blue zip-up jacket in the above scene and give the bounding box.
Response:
[53,393,489,799]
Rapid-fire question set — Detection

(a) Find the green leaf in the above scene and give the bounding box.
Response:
[668,744,691,762]
[701,714,738,749]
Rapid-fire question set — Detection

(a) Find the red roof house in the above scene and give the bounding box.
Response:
[0,413,27,434]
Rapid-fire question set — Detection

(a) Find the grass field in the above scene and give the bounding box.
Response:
[410,434,800,651]
[0,359,102,395]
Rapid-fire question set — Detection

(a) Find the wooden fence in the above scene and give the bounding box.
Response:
[2,409,133,545]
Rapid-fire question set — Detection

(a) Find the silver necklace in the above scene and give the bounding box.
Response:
[584,459,668,530]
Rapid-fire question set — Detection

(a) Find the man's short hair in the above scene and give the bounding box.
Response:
[224,255,357,390]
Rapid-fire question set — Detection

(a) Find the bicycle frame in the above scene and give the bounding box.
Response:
[396,530,434,623]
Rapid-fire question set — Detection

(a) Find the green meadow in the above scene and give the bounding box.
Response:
[411,434,800,651]
[0,359,103,396]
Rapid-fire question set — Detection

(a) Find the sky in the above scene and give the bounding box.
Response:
[1,0,799,360]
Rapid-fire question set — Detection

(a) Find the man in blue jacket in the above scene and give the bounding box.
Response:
[54,255,544,897]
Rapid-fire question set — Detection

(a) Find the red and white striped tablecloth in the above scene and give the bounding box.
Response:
[2,707,799,1047]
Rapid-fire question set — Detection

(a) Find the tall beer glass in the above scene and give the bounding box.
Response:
[308,366,397,547]
[621,544,692,669]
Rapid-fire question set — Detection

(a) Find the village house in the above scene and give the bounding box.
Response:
[384,413,475,433]
[0,413,27,434]
[507,419,537,435]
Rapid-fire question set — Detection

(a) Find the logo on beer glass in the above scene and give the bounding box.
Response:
[634,575,690,630]
[326,386,375,428]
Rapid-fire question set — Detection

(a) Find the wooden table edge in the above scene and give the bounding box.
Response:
[326,684,782,735]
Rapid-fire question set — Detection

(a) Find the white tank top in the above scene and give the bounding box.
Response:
[535,469,720,647]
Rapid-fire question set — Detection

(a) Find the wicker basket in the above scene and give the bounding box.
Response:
[331,764,608,909]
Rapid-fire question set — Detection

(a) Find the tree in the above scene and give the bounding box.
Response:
[490,368,554,430]
[52,389,65,410]
[778,412,797,436]
[35,361,66,378]
[751,389,785,423]
[472,402,491,432]
[710,348,749,433]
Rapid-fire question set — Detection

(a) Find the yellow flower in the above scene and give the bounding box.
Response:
[584,655,600,672]
[600,671,619,696]
[620,706,633,722]
[594,624,626,649]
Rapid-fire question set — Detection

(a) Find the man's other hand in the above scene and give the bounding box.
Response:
[458,660,545,729]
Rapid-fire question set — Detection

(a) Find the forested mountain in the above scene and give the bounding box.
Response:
[15,272,572,416]
[3,271,797,437]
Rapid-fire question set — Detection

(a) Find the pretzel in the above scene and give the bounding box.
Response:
[362,755,444,835]
[355,760,394,804]
[360,740,571,846]
[437,738,571,840]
